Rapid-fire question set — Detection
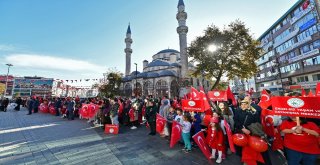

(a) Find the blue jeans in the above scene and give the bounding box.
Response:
[182,132,191,150]
[285,148,318,165]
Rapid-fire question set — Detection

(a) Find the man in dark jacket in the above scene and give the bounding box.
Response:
[33,97,40,113]
[54,97,62,116]
[1,98,9,112]
[15,97,22,111]
[110,98,119,125]
[27,97,34,115]
[146,99,157,135]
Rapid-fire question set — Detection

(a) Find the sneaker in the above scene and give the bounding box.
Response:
[184,150,191,153]
[216,157,222,164]
[130,126,137,130]
[209,155,215,159]
[181,148,187,151]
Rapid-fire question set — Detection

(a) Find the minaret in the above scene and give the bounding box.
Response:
[125,24,132,76]
[177,0,188,78]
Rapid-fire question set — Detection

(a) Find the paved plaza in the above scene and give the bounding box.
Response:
[0,108,286,165]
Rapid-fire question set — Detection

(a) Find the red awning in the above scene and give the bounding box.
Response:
[289,85,302,90]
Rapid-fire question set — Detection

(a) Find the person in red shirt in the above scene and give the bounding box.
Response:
[205,116,225,163]
[280,117,320,165]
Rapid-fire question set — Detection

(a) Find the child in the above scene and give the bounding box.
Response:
[174,109,183,125]
[181,114,192,153]
[166,106,176,140]
[206,116,225,163]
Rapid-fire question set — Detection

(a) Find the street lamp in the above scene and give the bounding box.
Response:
[3,64,13,97]
[134,63,137,97]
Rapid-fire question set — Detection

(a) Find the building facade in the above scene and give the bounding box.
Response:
[13,77,54,98]
[120,0,210,98]
[255,0,320,92]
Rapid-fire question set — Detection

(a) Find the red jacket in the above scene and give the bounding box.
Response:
[206,126,225,151]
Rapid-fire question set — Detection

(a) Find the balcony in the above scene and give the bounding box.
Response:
[289,49,319,63]
[255,76,277,83]
[273,28,299,48]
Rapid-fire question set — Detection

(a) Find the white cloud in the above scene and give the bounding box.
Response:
[4,54,106,73]
[0,44,15,51]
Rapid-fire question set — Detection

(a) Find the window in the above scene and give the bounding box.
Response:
[297,25,318,42]
[301,44,311,53]
[297,76,309,82]
[313,74,320,81]
[313,39,320,48]
[303,55,320,66]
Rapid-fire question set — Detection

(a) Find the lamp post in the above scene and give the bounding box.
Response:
[3,64,13,97]
[134,63,137,97]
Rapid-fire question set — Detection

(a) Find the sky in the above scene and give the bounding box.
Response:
[0,0,298,86]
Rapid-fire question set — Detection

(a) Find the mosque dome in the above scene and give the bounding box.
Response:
[156,49,179,54]
[147,59,170,67]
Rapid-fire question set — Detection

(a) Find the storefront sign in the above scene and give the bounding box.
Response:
[299,18,317,32]
[272,96,320,118]
[289,49,319,63]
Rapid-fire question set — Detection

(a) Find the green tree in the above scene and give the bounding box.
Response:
[99,68,123,98]
[188,20,261,90]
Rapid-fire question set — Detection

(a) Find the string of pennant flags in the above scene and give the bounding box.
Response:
[55,78,103,83]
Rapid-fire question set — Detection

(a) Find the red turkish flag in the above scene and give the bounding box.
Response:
[258,89,272,109]
[192,131,212,161]
[308,90,315,97]
[272,128,283,151]
[199,87,211,111]
[156,114,167,133]
[302,0,310,10]
[227,86,237,106]
[202,115,211,126]
[190,86,200,100]
[104,124,119,134]
[170,121,182,148]
[301,88,306,97]
[316,82,320,96]
[224,120,236,153]
[261,109,275,137]
[207,90,228,101]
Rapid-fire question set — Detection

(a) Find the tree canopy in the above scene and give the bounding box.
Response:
[98,68,123,98]
[188,20,261,90]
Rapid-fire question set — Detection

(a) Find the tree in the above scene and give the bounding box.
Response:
[188,20,261,90]
[98,68,123,98]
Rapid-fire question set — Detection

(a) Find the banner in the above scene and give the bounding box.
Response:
[272,96,320,118]
[181,99,204,112]
[105,124,119,134]
[207,90,227,102]
[224,120,236,153]
[192,131,212,161]
[170,121,182,148]
[156,114,166,133]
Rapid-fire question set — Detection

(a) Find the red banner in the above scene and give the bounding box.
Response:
[272,96,320,118]
[192,131,212,161]
[170,121,182,148]
[156,114,166,133]
[207,90,227,101]
[224,120,235,153]
[181,99,204,112]
[105,124,119,134]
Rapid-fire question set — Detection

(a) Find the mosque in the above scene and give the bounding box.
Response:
[120,0,210,98]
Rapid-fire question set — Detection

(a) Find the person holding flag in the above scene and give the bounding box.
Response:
[204,116,225,163]
[146,99,157,136]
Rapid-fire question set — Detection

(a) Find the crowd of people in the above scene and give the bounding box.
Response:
[0,89,319,165]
